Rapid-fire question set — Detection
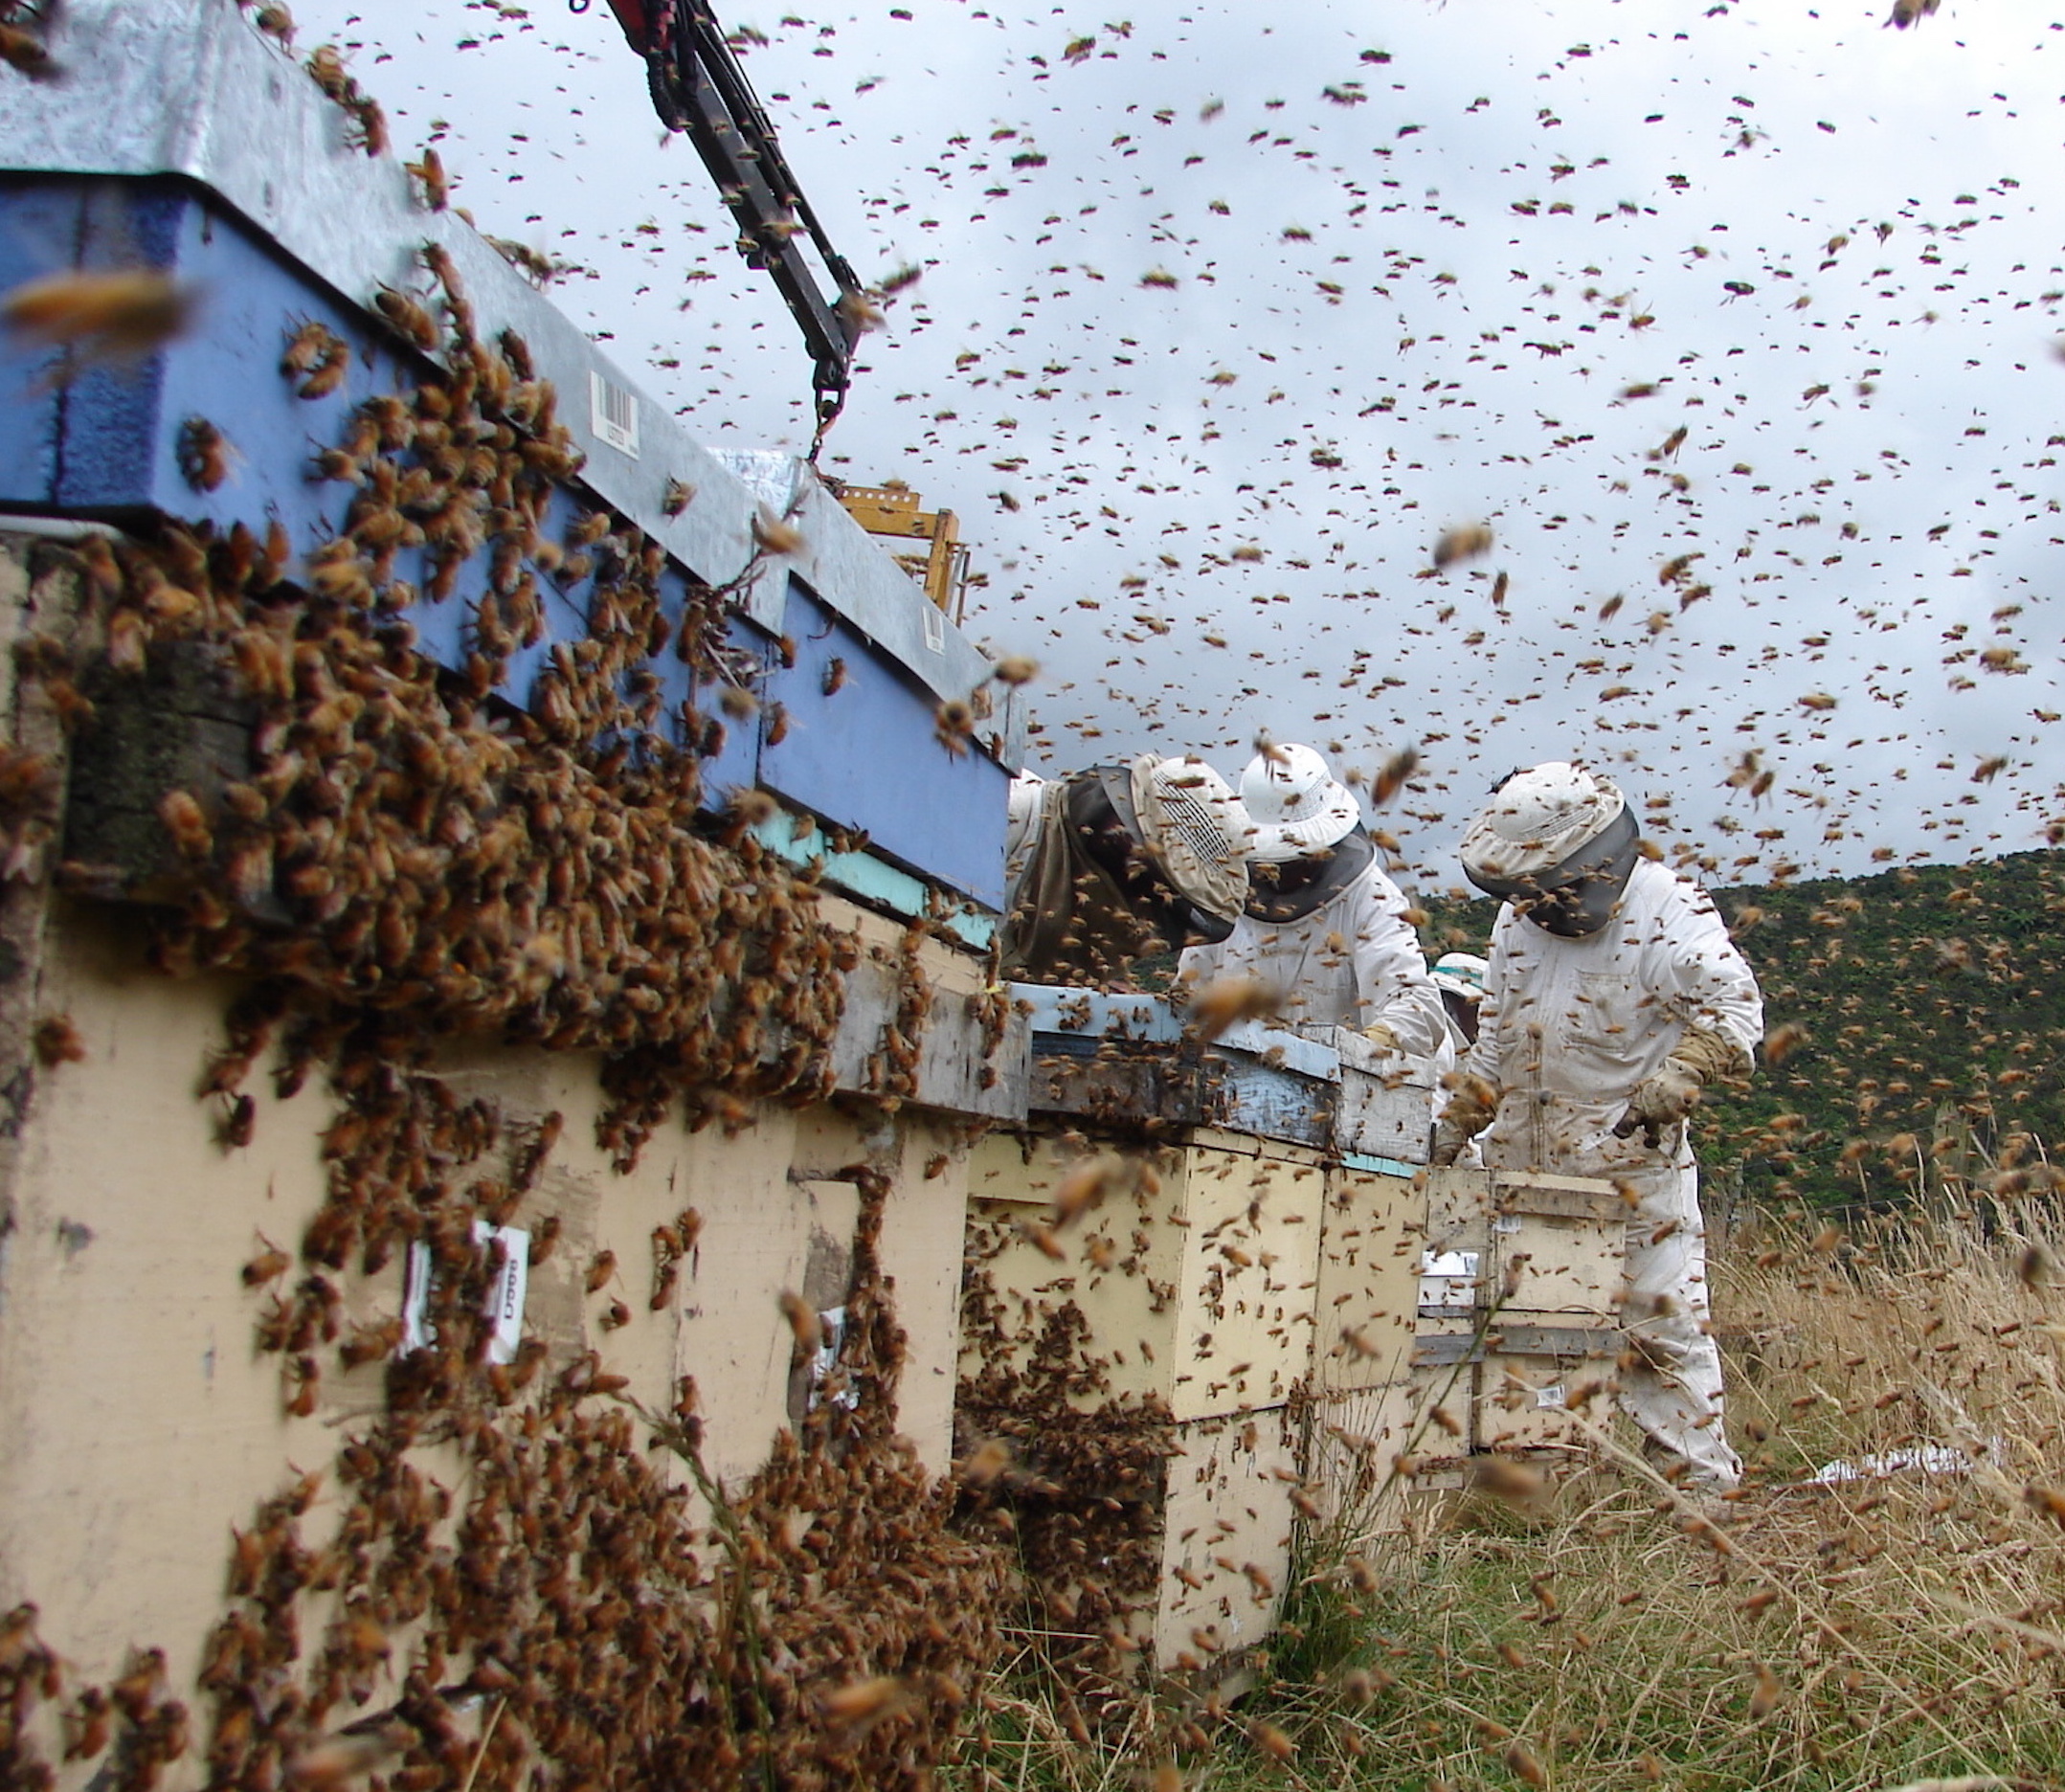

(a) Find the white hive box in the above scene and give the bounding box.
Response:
[1313,1158,1423,1392]
[1154,1406,1300,1672]
[1301,1380,1425,1525]
[1416,1168,1626,1463]
[964,1127,1326,1422]
[1424,1167,1627,1322]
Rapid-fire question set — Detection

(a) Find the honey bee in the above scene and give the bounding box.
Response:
[251,5,297,49]
[0,267,196,370]
[371,284,439,352]
[406,146,449,211]
[217,1092,258,1150]
[778,1289,822,1351]
[157,788,213,859]
[176,416,233,491]
[751,507,805,555]
[933,698,976,755]
[61,1687,111,1762]
[281,320,350,398]
[1763,1021,1810,1064]
[0,20,59,79]
[303,42,350,100]
[32,1014,86,1067]
[819,1675,912,1736]
[1431,523,1493,568]
[347,95,388,157]
[1372,745,1420,806]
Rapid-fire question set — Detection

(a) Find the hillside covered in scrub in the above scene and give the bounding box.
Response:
[1425,848,2065,1211]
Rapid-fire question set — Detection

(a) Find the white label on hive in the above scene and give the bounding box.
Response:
[1417,1247,1480,1310]
[590,370,640,458]
[475,1221,530,1365]
[1535,1383,1567,1410]
[398,1222,530,1365]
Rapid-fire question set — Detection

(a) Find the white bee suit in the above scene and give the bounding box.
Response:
[1465,860,1762,1489]
[1179,857,1448,1053]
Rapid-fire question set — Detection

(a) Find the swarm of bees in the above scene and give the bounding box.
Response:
[956,1263,1183,1714]
[0,220,1022,1785]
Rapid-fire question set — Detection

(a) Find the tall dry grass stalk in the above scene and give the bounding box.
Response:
[945,1201,2065,1790]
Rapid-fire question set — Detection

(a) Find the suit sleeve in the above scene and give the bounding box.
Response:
[1668,886,1764,1063]
[1347,868,1448,1057]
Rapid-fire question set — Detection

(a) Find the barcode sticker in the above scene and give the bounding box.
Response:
[922,603,946,653]
[590,370,640,458]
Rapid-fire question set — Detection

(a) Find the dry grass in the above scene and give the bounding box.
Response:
[945,1200,2065,1791]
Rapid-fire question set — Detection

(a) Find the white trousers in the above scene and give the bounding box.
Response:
[1616,1160,1741,1490]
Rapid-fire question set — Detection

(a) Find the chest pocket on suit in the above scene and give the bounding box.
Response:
[1566,969,1642,1051]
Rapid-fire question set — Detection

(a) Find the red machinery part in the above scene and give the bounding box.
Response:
[599,0,649,48]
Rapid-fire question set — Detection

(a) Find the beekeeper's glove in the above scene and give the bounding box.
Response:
[1611,1026,1749,1149]
[1431,1073,1499,1167]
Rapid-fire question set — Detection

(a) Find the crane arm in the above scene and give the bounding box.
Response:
[598,0,864,431]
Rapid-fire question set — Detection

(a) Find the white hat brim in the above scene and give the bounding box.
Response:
[1245,783,1361,863]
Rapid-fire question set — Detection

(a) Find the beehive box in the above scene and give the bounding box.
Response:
[1474,1326,1622,1454]
[1016,989,1436,1162]
[1313,1158,1423,1393]
[1415,1169,1627,1467]
[1300,1380,1424,1524]
[1153,1406,1301,1672]
[1408,1318,1483,1466]
[1325,1027,1438,1166]
[961,991,1441,1679]
[0,6,1025,911]
[963,1127,1327,1422]
[1424,1168,1627,1320]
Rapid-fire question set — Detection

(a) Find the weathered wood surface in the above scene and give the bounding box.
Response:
[1017,988,1439,1157]
[831,957,1027,1120]
[58,655,1027,1121]
[63,639,273,914]
[1412,1322,1621,1368]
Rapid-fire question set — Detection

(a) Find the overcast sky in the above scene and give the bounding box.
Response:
[291,0,2065,894]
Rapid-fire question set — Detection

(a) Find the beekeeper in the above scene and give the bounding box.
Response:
[1000,755,1250,987]
[1432,951,1489,1051]
[1178,744,1446,1055]
[1432,763,1762,1492]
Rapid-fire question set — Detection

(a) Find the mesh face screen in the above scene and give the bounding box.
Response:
[1156,785,1236,864]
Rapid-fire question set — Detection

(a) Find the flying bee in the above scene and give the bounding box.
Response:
[0,269,195,364]
[751,507,805,555]
[1372,745,1419,806]
[933,697,976,755]
[32,1014,86,1067]
[0,21,60,79]
[1431,523,1493,568]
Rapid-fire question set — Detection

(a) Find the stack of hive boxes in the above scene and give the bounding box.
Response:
[961,994,1433,1675]
[1414,1168,1627,1464]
